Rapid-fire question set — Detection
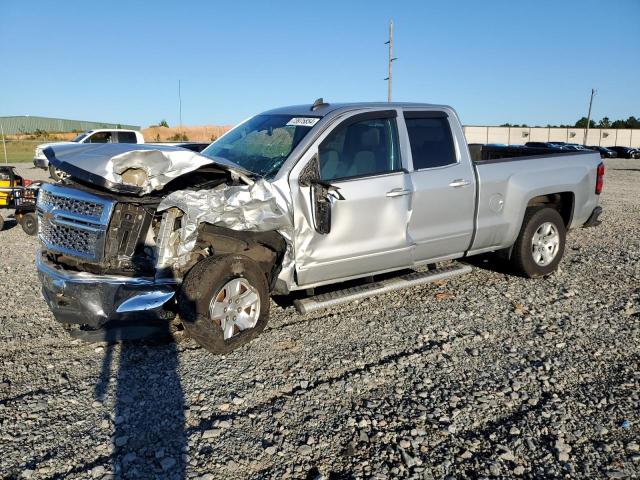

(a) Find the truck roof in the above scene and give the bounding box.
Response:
[263,102,453,117]
[85,128,139,133]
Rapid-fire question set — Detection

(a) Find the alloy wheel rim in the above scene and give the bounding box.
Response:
[531,222,560,266]
[209,278,260,340]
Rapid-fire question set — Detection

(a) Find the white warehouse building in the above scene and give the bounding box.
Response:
[463,126,640,148]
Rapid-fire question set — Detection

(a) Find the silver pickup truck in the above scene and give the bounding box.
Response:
[35,101,604,353]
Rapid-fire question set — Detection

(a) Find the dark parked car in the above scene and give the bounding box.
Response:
[524,142,564,149]
[565,144,594,151]
[174,142,211,153]
[608,146,640,159]
[587,146,617,158]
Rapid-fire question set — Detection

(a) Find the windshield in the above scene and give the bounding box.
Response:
[72,133,89,142]
[201,114,319,177]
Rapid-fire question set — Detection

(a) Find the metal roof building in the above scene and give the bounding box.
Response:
[0,116,140,134]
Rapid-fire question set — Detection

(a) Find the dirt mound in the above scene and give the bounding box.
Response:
[142,125,231,143]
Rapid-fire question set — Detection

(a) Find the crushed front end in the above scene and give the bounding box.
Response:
[36,182,178,329]
[35,143,292,338]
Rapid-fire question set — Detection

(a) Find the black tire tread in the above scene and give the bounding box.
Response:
[178,255,269,355]
[20,212,38,236]
[511,207,566,278]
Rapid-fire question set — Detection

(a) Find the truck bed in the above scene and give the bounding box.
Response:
[468,143,586,163]
[468,148,602,255]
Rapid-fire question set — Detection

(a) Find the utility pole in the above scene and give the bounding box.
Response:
[0,122,7,164]
[584,88,596,145]
[384,20,397,102]
[178,79,183,139]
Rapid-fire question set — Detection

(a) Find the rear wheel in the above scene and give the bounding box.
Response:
[510,207,566,277]
[178,255,270,354]
[0,214,4,231]
[20,212,38,236]
[49,165,68,182]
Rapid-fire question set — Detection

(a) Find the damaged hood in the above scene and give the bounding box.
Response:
[44,143,254,195]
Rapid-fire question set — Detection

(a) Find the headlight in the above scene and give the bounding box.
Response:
[35,147,43,157]
[120,168,149,187]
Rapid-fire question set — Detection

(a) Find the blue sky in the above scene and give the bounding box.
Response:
[1,0,638,127]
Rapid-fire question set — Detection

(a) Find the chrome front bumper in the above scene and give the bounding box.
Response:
[33,157,49,169]
[37,253,177,328]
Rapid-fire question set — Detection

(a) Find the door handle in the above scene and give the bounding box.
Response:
[386,188,411,197]
[449,179,471,188]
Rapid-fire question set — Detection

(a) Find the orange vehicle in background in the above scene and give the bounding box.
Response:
[0,166,40,235]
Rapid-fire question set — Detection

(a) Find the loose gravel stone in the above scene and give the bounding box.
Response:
[0,161,639,478]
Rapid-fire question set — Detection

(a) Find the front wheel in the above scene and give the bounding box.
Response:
[178,255,270,354]
[510,207,566,277]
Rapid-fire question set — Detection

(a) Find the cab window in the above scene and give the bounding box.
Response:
[117,131,138,143]
[87,132,113,143]
[319,116,401,181]
[404,114,457,169]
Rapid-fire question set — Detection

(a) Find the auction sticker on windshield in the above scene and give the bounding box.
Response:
[286,117,320,127]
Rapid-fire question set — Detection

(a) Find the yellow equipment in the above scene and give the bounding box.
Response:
[0,166,39,235]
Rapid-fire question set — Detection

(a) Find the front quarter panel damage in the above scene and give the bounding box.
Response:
[155,179,295,291]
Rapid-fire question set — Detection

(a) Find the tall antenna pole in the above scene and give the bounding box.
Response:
[384,20,397,102]
[0,122,7,164]
[584,88,596,145]
[178,79,183,138]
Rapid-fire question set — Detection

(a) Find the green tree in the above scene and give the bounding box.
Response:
[575,117,596,128]
[626,116,640,129]
[159,119,169,128]
[611,119,627,129]
[598,117,611,128]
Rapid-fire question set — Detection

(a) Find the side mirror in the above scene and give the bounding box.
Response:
[299,155,342,235]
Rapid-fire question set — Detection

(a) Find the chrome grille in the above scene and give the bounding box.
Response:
[37,183,115,260]
[38,189,105,218]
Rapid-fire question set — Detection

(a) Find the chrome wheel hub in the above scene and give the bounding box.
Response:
[209,278,260,340]
[531,222,560,266]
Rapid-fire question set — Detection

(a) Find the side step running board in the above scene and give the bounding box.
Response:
[293,264,472,314]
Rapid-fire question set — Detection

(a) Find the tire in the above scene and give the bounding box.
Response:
[49,165,68,182]
[0,214,4,232]
[510,207,566,278]
[178,254,270,355]
[20,212,38,236]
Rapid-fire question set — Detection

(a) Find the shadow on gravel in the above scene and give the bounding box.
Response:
[0,218,18,231]
[93,326,186,479]
[462,253,513,275]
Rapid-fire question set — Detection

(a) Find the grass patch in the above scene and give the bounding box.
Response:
[0,141,39,164]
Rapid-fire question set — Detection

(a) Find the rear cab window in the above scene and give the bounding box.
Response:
[404,112,457,170]
[117,131,138,143]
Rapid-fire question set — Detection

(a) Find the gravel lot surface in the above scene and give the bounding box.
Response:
[1,160,639,479]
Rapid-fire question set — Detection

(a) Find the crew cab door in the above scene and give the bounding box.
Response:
[402,110,476,262]
[290,110,413,286]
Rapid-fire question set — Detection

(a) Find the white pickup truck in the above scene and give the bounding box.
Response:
[33,129,145,180]
[35,101,604,354]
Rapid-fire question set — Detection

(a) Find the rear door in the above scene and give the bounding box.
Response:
[290,110,413,286]
[403,110,476,262]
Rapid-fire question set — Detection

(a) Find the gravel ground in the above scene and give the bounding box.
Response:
[1,160,639,479]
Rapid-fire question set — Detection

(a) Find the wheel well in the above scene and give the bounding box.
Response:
[194,224,287,290]
[526,192,574,227]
